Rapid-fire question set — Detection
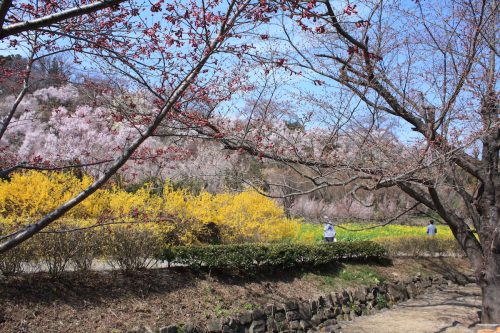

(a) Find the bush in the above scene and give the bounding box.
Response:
[374,236,462,257]
[0,243,32,276]
[0,171,303,245]
[71,229,104,271]
[165,241,386,271]
[34,231,80,277]
[105,227,163,271]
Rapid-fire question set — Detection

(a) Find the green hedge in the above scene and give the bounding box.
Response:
[162,241,386,270]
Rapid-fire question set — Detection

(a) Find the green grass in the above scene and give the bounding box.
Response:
[304,264,386,291]
[242,303,255,311]
[298,222,454,243]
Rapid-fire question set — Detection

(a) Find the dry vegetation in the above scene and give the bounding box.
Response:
[0,257,473,333]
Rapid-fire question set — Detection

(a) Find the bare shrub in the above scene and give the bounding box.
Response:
[0,242,32,276]
[34,232,78,277]
[376,236,463,258]
[105,227,162,271]
[71,229,104,271]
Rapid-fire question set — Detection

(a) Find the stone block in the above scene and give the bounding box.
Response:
[265,304,276,317]
[160,326,178,333]
[222,325,233,333]
[324,294,334,307]
[249,320,266,333]
[275,304,285,312]
[285,311,301,321]
[387,283,408,302]
[207,319,222,333]
[298,303,311,320]
[310,300,319,315]
[289,321,300,330]
[323,308,335,319]
[275,320,289,331]
[229,318,240,330]
[266,318,278,333]
[336,292,347,306]
[252,309,265,321]
[310,315,322,326]
[274,312,286,322]
[318,319,337,328]
[349,310,356,320]
[239,312,253,325]
[317,295,325,308]
[345,288,354,303]
[353,287,367,303]
[406,283,418,298]
[299,320,312,330]
[283,301,298,312]
[366,291,374,301]
[329,293,339,306]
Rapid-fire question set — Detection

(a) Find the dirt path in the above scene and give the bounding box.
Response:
[340,284,481,333]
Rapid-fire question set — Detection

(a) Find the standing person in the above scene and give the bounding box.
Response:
[426,220,437,236]
[323,216,336,242]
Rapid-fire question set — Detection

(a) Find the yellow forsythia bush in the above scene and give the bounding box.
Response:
[0,171,301,245]
[0,171,98,218]
[162,184,301,243]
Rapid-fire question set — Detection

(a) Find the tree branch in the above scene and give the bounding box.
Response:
[0,0,127,39]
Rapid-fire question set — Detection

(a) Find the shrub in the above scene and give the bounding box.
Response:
[374,236,462,257]
[165,241,386,271]
[71,229,104,271]
[0,243,32,276]
[105,227,163,271]
[34,231,80,277]
[0,171,303,246]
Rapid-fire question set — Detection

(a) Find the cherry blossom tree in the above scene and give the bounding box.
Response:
[1,84,247,187]
[0,0,275,253]
[200,0,499,322]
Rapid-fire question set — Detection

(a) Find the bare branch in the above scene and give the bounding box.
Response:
[0,0,127,39]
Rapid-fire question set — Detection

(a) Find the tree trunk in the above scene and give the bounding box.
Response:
[480,268,500,323]
[478,203,500,324]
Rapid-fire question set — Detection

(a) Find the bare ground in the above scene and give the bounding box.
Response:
[0,257,475,333]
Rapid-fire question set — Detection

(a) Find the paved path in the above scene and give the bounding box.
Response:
[340,284,481,333]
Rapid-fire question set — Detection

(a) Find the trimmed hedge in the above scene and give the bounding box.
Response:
[162,241,386,270]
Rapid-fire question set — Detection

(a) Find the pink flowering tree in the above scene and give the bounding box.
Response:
[0,0,276,253]
[186,0,499,322]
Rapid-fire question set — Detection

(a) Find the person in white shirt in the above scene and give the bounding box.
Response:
[426,220,437,236]
[323,216,337,242]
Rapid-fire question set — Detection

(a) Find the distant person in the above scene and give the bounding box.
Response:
[426,220,437,236]
[323,216,337,242]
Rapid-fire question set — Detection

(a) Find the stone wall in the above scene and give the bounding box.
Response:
[146,275,449,333]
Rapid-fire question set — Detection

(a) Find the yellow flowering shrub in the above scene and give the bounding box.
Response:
[0,171,301,245]
[0,171,97,218]
[161,185,301,243]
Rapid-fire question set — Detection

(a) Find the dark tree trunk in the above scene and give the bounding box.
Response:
[481,277,500,323]
[477,199,500,323]
[480,251,500,323]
